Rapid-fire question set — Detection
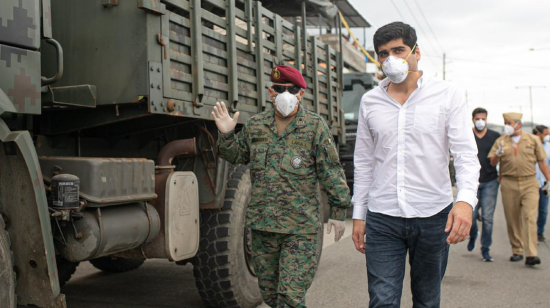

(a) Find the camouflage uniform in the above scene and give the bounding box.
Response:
[218,105,350,307]
[251,230,317,308]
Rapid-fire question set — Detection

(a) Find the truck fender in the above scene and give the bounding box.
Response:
[0,96,65,307]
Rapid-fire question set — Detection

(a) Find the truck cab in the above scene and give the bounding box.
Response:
[339,72,377,194]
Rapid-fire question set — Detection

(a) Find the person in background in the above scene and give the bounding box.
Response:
[469,108,500,261]
[489,113,550,266]
[533,125,550,242]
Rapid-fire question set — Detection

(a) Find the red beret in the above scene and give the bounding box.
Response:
[270,65,307,89]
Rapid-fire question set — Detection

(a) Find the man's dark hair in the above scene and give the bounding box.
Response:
[373,22,417,54]
[533,125,548,135]
[472,107,488,118]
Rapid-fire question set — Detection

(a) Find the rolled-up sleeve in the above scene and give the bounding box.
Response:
[352,97,375,220]
[446,87,480,210]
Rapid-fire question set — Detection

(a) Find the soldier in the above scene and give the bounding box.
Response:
[212,65,351,308]
[489,113,550,266]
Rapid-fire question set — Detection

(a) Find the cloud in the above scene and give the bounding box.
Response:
[347,0,550,124]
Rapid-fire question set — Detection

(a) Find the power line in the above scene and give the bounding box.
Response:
[401,0,443,57]
[412,0,445,53]
[390,0,407,22]
[389,0,441,70]
[422,54,550,70]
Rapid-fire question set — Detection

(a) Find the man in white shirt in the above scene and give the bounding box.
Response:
[351,22,480,308]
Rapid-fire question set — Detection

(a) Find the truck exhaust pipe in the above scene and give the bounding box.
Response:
[141,138,199,260]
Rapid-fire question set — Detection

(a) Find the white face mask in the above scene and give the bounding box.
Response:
[544,135,550,143]
[381,44,417,84]
[275,91,299,117]
[474,119,486,131]
[504,123,518,136]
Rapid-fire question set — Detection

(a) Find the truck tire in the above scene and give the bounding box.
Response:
[89,256,145,273]
[0,214,16,308]
[56,257,79,287]
[193,165,262,308]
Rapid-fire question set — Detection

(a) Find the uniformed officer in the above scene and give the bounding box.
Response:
[211,65,351,307]
[489,112,550,266]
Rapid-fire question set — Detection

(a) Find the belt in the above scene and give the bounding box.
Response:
[503,175,535,181]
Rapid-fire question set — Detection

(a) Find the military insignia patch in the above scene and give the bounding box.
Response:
[252,137,269,144]
[296,117,306,126]
[291,156,303,169]
[327,146,339,162]
[288,139,312,151]
[272,68,281,79]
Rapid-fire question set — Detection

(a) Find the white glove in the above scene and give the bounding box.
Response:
[327,219,346,242]
[211,101,240,134]
[496,141,504,157]
[543,182,549,196]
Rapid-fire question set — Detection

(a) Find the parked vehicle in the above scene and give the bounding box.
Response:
[339,72,376,194]
[0,1,346,307]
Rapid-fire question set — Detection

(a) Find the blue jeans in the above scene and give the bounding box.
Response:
[365,204,452,308]
[470,179,499,252]
[538,189,549,234]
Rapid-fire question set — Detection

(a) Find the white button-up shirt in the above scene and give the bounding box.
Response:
[352,75,480,220]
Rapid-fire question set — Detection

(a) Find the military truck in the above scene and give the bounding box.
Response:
[0,0,346,307]
[339,72,376,193]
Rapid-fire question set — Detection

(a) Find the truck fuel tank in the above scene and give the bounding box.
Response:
[57,202,160,263]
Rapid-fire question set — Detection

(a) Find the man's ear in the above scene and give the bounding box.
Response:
[415,46,421,62]
[297,89,305,102]
[268,87,277,102]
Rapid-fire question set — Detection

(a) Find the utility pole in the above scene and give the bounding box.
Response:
[509,105,524,113]
[363,27,367,48]
[516,85,546,128]
[442,53,446,80]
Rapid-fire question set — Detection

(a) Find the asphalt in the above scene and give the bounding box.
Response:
[48,191,550,308]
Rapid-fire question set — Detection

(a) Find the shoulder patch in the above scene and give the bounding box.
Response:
[325,144,339,162]
[296,117,306,127]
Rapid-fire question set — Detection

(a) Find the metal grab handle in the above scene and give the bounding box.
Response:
[41,38,64,86]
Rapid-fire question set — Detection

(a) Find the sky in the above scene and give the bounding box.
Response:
[343,0,550,126]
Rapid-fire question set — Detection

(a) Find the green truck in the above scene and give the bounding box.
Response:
[339,72,376,194]
[0,1,346,307]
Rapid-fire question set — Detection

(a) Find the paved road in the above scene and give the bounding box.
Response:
[59,192,550,308]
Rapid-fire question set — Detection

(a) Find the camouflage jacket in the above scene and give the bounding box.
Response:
[217,106,351,234]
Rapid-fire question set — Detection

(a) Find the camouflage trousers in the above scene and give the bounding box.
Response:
[251,230,318,308]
